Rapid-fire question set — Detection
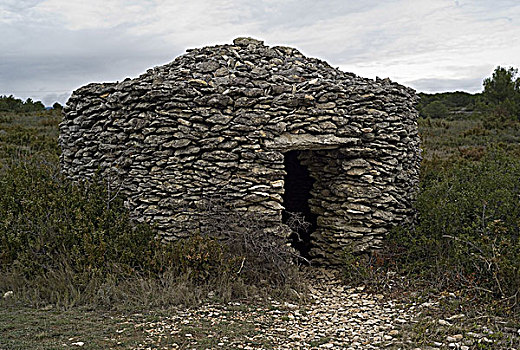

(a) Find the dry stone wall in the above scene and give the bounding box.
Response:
[59,37,421,264]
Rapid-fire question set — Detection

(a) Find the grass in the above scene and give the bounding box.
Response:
[0,299,286,349]
[419,117,520,159]
[0,110,61,163]
[0,303,146,349]
[394,295,520,349]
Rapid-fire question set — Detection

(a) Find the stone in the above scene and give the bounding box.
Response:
[233,37,264,46]
[265,134,359,151]
[58,37,421,264]
[122,271,421,348]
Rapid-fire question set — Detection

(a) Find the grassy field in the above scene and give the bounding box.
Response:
[0,304,145,349]
[419,117,520,159]
[0,301,291,349]
[0,111,61,163]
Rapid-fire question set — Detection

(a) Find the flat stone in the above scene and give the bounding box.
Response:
[233,37,264,46]
[59,38,421,264]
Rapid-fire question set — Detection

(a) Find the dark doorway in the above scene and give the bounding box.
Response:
[282,150,318,260]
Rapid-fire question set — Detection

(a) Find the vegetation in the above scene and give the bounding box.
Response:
[418,91,479,119]
[0,109,61,163]
[0,95,46,113]
[418,66,520,123]
[395,150,519,301]
[0,158,301,310]
[0,111,302,311]
[482,66,520,119]
[344,151,520,308]
[344,66,520,319]
[1,65,520,347]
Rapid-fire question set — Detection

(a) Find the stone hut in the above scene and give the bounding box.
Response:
[59,37,421,264]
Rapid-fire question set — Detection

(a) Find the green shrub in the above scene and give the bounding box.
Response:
[422,100,450,119]
[0,155,300,308]
[0,155,157,280]
[343,149,520,308]
[398,150,519,301]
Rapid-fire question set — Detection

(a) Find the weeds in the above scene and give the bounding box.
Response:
[0,155,303,309]
[342,148,520,311]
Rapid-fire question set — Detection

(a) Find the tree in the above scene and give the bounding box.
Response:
[52,102,63,110]
[481,66,520,120]
[0,95,45,113]
[422,100,449,119]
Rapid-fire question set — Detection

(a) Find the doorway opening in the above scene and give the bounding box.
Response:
[282,150,318,260]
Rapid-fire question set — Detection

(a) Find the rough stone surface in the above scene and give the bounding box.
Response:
[59,37,421,263]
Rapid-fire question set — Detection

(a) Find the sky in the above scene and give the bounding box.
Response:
[1,0,519,106]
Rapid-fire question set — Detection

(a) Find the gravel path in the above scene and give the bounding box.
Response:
[127,270,416,349]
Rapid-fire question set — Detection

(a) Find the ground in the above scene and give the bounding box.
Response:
[2,269,519,349]
[2,110,520,349]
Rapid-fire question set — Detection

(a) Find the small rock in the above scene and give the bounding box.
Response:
[466,331,481,338]
[284,302,298,309]
[438,319,452,326]
[2,291,13,299]
[233,37,264,46]
[447,314,465,320]
[480,337,493,343]
[187,79,208,86]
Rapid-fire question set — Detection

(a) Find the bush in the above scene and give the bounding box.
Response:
[343,149,520,308]
[0,155,302,309]
[405,150,519,301]
[0,155,160,307]
[0,156,155,275]
[422,100,450,119]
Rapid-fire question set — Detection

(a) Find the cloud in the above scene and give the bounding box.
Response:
[406,77,484,93]
[1,0,520,103]
[40,92,71,106]
[34,0,150,30]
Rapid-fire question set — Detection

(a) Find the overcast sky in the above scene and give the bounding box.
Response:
[1,0,519,106]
